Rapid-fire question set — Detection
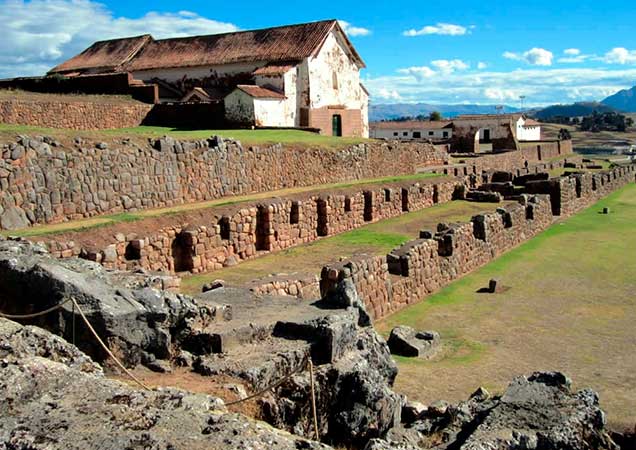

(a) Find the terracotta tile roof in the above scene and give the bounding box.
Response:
[522,118,541,127]
[50,20,365,75]
[125,19,364,71]
[253,63,298,75]
[370,120,453,130]
[49,35,151,74]
[235,84,286,99]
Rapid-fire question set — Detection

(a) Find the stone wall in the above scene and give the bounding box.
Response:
[321,165,636,320]
[0,135,449,230]
[448,142,574,174]
[0,98,152,130]
[518,139,572,161]
[40,178,462,274]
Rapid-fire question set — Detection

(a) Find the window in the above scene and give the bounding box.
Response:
[218,217,231,240]
[384,188,391,202]
[402,132,408,136]
[290,201,300,224]
[344,197,352,212]
[412,131,421,138]
[428,131,434,136]
[393,132,398,136]
[332,71,338,90]
[443,131,449,138]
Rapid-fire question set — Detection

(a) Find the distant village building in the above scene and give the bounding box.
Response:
[370,113,542,153]
[369,120,453,140]
[48,20,369,137]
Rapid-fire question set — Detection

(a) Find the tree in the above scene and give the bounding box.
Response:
[558,128,572,140]
[429,111,442,121]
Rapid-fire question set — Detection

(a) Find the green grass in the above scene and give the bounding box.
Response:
[0,123,368,148]
[377,184,636,431]
[1,172,444,238]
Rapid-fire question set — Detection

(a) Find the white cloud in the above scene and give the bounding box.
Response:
[503,48,553,66]
[484,88,519,101]
[564,48,581,56]
[558,54,592,64]
[338,20,371,37]
[397,66,436,81]
[602,47,636,64]
[430,59,469,73]
[403,23,468,37]
[365,67,636,106]
[377,88,402,100]
[0,0,239,78]
[477,62,488,69]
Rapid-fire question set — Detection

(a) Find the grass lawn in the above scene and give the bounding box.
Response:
[376,184,636,431]
[0,172,444,238]
[0,123,368,148]
[180,200,506,295]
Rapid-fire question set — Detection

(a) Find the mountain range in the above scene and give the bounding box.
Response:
[370,86,636,122]
[369,103,522,122]
[601,86,636,112]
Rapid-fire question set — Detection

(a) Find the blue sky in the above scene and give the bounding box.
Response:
[3,0,636,106]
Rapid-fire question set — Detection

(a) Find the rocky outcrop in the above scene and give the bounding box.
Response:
[0,237,230,370]
[0,317,330,450]
[369,372,619,450]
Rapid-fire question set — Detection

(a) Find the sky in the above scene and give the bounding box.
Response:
[2,0,636,107]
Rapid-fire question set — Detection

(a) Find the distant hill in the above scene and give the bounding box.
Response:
[532,102,617,120]
[602,86,636,112]
[369,103,521,122]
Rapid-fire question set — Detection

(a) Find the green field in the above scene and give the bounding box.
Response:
[377,184,636,431]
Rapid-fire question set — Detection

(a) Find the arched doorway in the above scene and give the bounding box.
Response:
[171,231,194,272]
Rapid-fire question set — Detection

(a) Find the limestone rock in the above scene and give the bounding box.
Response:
[0,206,30,230]
[373,371,619,450]
[0,318,331,450]
[0,239,229,370]
[387,326,440,359]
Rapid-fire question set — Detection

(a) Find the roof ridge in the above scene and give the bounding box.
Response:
[152,19,338,43]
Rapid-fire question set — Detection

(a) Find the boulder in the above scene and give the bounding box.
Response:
[387,326,441,359]
[0,239,230,370]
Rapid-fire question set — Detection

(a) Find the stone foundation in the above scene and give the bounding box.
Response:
[0,135,448,230]
[0,98,152,130]
[321,165,636,320]
[39,177,462,273]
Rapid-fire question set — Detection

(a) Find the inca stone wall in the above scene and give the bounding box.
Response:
[0,99,152,130]
[40,178,462,273]
[449,141,574,174]
[321,165,635,320]
[0,135,449,230]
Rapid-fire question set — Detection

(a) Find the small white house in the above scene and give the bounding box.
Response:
[369,121,453,140]
[516,117,541,141]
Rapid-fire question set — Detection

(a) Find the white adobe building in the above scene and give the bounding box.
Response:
[49,20,369,137]
[369,120,453,140]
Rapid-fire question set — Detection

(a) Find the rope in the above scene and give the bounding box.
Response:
[71,297,151,391]
[0,297,72,319]
[225,357,308,406]
[308,359,320,441]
